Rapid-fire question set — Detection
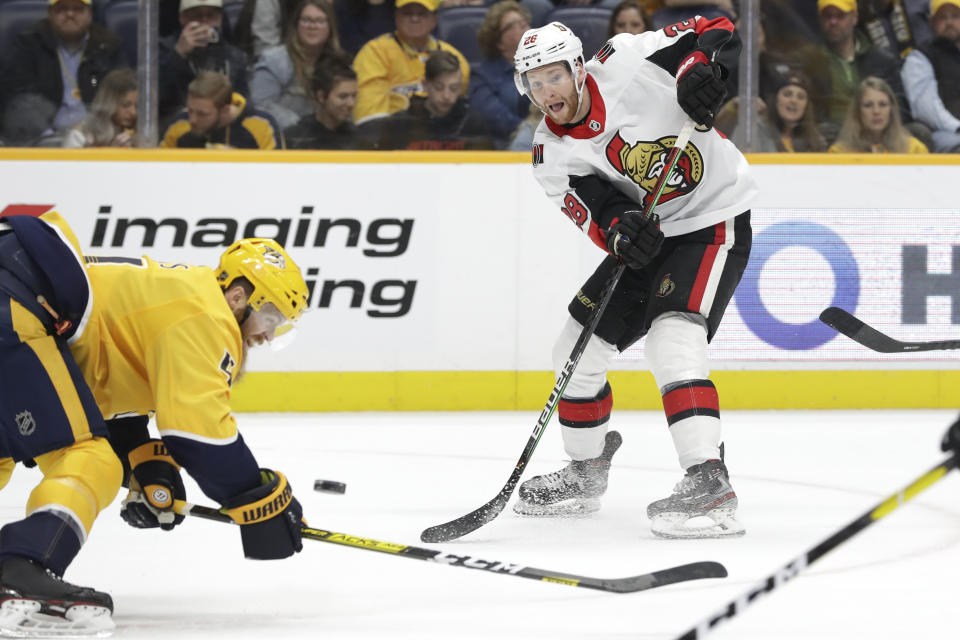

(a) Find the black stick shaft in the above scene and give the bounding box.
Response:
[419,119,698,544]
[673,453,959,640]
[820,307,960,352]
[172,498,727,594]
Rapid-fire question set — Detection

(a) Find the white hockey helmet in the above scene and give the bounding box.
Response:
[513,22,585,96]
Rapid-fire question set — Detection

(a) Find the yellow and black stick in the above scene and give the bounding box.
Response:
[164,496,726,594]
[674,451,959,639]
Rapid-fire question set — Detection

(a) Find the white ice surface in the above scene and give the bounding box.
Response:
[3,409,958,639]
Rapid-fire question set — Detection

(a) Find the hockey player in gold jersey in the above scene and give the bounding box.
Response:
[0,205,309,635]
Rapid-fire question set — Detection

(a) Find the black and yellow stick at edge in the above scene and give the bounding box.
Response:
[674,451,960,640]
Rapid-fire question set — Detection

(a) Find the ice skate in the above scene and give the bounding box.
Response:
[647,459,745,539]
[513,430,622,516]
[0,556,114,637]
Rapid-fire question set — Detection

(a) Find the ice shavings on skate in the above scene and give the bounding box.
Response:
[0,598,114,638]
[513,431,621,518]
[647,459,745,539]
[650,508,745,539]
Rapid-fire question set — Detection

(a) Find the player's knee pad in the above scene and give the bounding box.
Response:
[645,311,709,390]
[552,316,618,399]
[0,458,14,492]
[31,437,123,535]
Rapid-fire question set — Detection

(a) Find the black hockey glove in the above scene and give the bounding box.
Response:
[940,414,960,453]
[676,50,727,129]
[120,439,186,531]
[606,211,664,269]
[222,469,303,560]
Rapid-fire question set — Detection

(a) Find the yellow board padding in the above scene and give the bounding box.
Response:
[29,438,123,534]
[10,300,93,442]
[230,370,960,411]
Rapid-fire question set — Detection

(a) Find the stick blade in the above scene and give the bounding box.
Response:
[601,561,728,594]
[819,307,905,353]
[420,495,509,543]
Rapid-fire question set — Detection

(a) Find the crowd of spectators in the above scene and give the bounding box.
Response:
[0,0,956,152]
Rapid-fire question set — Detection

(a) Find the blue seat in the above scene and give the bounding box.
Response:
[544,7,613,60]
[101,0,138,65]
[223,0,243,33]
[435,6,487,64]
[0,0,46,54]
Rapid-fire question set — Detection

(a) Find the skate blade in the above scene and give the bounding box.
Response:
[512,497,601,517]
[0,599,114,638]
[650,509,746,540]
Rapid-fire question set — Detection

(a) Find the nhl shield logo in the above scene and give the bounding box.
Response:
[15,410,36,436]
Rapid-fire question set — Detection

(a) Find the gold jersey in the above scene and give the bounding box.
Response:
[71,255,243,443]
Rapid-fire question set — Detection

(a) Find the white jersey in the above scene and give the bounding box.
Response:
[531,20,758,244]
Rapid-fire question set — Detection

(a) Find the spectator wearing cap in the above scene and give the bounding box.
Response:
[801,0,913,143]
[901,0,960,151]
[283,54,359,148]
[0,0,126,145]
[721,70,828,153]
[160,70,284,148]
[351,0,470,125]
[467,1,532,149]
[158,0,248,120]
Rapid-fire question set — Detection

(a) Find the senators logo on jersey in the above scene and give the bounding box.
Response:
[605,131,703,207]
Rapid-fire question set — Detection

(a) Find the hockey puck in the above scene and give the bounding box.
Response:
[314,479,347,495]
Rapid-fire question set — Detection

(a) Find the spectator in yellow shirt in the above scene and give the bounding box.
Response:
[829,76,930,153]
[352,0,470,125]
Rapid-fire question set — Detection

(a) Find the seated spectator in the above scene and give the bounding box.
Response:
[800,0,911,143]
[902,0,960,151]
[0,0,126,145]
[63,68,138,147]
[335,0,396,56]
[159,0,248,120]
[352,0,470,125]
[609,0,651,36]
[249,0,344,130]
[284,54,359,148]
[766,71,828,152]
[160,71,284,148]
[829,76,929,151]
[362,49,493,149]
[468,1,531,148]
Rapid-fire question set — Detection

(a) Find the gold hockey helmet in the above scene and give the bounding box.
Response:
[216,238,308,324]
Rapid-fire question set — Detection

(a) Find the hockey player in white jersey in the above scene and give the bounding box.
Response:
[511,18,758,538]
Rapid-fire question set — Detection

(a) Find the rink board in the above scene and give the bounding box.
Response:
[0,149,957,409]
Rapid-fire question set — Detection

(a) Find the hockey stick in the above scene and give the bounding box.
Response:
[420,119,698,544]
[164,495,727,594]
[819,307,960,353]
[672,451,960,639]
